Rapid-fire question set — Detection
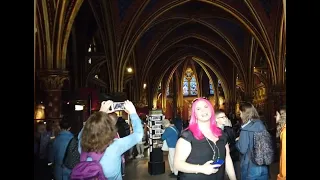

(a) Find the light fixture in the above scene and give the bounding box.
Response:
[127,67,133,73]
[75,105,84,111]
[143,83,147,89]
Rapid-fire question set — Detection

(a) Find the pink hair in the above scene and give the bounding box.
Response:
[188,98,222,140]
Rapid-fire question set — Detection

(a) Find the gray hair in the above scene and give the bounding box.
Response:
[162,119,171,128]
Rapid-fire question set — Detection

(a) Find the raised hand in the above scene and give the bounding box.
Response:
[100,100,114,114]
[123,100,137,115]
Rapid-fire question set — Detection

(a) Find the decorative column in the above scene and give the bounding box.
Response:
[172,74,178,118]
[34,0,36,107]
[228,65,237,115]
[38,70,69,122]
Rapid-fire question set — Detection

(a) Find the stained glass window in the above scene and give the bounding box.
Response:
[209,82,214,95]
[183,68,198,96]
[190,77,197,95]
[183,81,189,96]
[166,86,170,96]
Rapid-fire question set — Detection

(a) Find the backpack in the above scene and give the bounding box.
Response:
[63,136,80,169]
[70,152,107,180]
[251,129,275,165]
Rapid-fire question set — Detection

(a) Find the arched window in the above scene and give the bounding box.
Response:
[88,44,92,52]
[218,79,221,87]
[158,83,161,93]
[209,81,214,95]
[183,68,198,96]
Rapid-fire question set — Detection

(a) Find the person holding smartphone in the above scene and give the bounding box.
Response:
[174,98,236,180]
[77,100,143,180]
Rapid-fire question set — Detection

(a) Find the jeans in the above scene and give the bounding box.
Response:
[241,163,268,180]
[62,167,72,180]
[136,143,144,155]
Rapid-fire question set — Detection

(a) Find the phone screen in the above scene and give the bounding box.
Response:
[113,102,125,111]
[214,159,224,165]
[213,159,224,169]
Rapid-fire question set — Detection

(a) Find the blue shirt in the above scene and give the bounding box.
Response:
[50,130,74,180]
[78,113,143,180]
[161,126,179,148]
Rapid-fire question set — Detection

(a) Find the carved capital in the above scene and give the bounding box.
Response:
[38,70,69,91]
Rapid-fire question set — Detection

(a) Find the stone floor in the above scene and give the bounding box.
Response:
[123,151,279,180]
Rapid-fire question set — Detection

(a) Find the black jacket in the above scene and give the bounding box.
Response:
[223,126,239,162]
[116,118,131,138]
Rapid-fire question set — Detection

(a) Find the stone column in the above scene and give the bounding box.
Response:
[38,70,69,122]
[172,74,177,118]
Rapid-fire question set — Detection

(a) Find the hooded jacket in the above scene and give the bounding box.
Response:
[236,119,266,166]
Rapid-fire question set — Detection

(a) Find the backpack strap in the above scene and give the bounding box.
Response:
[63,136,75,165]
[169,126,178,135]
[80,152,104,162]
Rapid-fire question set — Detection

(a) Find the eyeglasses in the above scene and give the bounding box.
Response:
[192,97,209,103]
[216,116,227,119]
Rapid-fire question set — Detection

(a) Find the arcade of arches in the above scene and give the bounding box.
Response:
[34,0,286,130]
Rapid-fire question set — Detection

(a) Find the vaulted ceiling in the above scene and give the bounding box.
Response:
[37,0,285,101]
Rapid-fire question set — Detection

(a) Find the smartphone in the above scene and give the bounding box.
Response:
[211,159,224,169]
[113,102,125,111]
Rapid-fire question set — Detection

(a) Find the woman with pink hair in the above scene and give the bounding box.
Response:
[174,98,236,180]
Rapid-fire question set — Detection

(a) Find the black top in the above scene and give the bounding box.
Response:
[178,130,227,180]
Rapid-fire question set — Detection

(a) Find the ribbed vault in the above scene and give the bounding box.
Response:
[35,0,286,116]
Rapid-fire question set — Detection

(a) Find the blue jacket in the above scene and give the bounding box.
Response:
[161,126,179,148]
[78,113,143,180]
[236,120,269,179]
[50,130,74,180]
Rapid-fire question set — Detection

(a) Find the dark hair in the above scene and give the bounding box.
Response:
[279,106,286,112]
[215,109,225,116]
[99,94,114,101]
[60,118,71,130]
